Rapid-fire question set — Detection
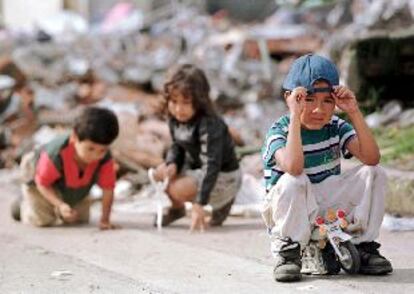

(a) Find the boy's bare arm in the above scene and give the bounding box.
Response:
[333,86,380,165]
[100,189,118,229]
[347,111,380,165]
[36,184,77,222]
[36,184,65,208]
[275,87,306,175]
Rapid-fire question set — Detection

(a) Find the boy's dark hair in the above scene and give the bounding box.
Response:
[74,107,119,145]
[163,64,216,116]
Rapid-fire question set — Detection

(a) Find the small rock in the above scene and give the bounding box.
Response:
[399,108,414,128]
[50,270,73,280]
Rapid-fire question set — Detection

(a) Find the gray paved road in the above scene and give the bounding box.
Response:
[1,183,413,294]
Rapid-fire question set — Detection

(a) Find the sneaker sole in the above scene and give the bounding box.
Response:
[359,265,393,275]
[209,199,235,227]
[274,273,302,282]
[10,199,21,222]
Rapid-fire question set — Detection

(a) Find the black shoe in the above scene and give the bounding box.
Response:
[273,238,302,282]
[10,195,22,222]
[356,241,393,275]
[321,242,341,275]
[209,199,234,227]
[154,207,186,227]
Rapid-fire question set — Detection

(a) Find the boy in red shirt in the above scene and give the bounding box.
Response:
[13,107,119,229]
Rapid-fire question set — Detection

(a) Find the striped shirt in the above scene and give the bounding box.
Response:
[262,115,356,192]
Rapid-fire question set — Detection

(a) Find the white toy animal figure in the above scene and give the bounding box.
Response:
[148,168,170,231]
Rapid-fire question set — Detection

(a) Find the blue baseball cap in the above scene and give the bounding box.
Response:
[282,54,339,94]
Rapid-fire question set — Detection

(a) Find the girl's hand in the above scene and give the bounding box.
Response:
[190,203,206,233]
[165,164,177,180]
[99,221,121,230]
[332,86,359,114]
[154,163,177,181]
[285,87,307,117]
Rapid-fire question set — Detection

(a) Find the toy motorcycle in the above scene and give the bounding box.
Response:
[302,209,360,275]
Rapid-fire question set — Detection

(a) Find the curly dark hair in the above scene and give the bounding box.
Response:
[163,64,216,117]
[74,107,119,145]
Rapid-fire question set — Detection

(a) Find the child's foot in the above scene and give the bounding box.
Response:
[10,195,22,221]
[273,239,302,282]
[154,207,186,227]
[356,241,393,275]
[209,199,234,226]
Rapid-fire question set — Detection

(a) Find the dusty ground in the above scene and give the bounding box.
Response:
[1,182,414,294]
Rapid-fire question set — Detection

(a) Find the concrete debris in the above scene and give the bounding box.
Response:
[365,100,403,129]
[382,214,414,231]
[353,0,414,30]
[0,2,413,214]
[399,109,414,128]
[101,2,144,33]
[37,11,89,41]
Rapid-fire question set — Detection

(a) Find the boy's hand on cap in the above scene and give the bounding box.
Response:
[332,86,359,114]
[286,87,307,117]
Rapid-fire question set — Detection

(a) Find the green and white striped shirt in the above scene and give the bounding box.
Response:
[262,114,356,192]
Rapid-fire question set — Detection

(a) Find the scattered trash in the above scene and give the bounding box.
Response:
[50,270,73,280]
[382,214,414,231]
[32,126,67,147]
[297,285,317,291]
[235,174,264,205]
[114,180,135,200]
[113,172,171,219]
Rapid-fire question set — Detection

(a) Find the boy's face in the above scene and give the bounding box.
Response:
[72,134,109,164]
[168,90,195,123]
[300,80,335,130]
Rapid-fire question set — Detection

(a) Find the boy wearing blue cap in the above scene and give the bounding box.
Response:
[262,54,392,282]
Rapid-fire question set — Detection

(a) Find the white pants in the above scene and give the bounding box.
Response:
[261,165,387,252]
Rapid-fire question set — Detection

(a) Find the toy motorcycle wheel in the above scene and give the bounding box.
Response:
[338,241,360,274]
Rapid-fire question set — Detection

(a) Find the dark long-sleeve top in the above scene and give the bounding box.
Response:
[165,114,239,205]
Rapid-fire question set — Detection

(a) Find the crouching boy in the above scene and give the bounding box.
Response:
[13,107,119,230]
[262,54,392,282]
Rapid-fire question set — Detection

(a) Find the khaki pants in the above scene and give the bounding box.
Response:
[20,184,90,227]
[20,151,90,227]
[185,168,242,210]
[261,165,387,254]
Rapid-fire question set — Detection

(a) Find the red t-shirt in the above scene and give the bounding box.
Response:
[35,141,116,190]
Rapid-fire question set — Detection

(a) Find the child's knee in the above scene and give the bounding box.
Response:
[278,173,308,193]
[267,173,309,206]
[22,213,56,227]
[167,178,197,201]
[360,165,387,181]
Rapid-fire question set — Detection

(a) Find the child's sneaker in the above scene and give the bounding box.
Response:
[273,239,302,282]
[10,195,22,221]
[154,207,186,227]
[209,199,234,226]
[356,241,393,275]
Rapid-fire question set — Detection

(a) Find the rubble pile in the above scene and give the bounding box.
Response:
[1,0,413,213]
